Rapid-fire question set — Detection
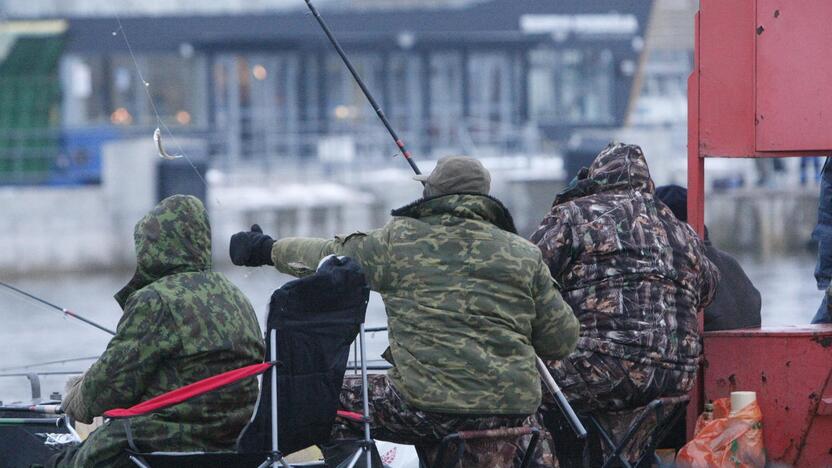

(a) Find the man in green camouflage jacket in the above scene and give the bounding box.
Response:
[50,195,265,468]
[230,156,579,463]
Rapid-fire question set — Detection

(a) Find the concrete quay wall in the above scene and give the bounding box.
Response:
[705,189,819,256]
[0,140,821,275]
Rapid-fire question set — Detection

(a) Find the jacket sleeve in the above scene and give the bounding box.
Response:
[271,228,389,290]
[530,256,580,361]
[72,291,180,423]
[697,248,720,310]
[530,207,574,283]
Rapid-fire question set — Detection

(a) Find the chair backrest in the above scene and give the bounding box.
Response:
[237,256,369,455]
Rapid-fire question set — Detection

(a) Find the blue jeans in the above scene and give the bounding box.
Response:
[813,295,832,324]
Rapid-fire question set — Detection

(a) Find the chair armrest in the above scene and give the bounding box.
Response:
[335,410,364,422]
[104,362,274,419]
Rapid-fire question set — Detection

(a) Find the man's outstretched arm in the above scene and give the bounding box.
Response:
[270,230,388,289]
[235,226,390,291]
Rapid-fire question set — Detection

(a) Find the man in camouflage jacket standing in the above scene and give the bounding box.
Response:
[50,195,265,467]
[231,156,579,464]
[531,143,718,414]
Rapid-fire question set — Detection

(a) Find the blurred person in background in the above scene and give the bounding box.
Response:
[655,184,762,331]
[530,143,718,462]
[811,157,832,324]
[800,156,823,186]
[49,195,264,468]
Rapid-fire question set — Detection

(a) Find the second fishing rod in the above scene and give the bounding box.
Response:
[0,281,115,336]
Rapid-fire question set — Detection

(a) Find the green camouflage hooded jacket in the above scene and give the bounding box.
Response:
[66,195,264,467]
[271,193,578,415]
[531,143,718,372]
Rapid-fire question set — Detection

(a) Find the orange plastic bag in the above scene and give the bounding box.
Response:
[676,397,765,467]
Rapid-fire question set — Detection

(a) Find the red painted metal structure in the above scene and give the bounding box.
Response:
[704,327,832,466]
[687,0,832,232]
[688,1,832,466]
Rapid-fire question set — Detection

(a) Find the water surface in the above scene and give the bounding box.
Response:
[0,254,820,403]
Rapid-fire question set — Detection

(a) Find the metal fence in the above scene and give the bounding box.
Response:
[0,118,541,186]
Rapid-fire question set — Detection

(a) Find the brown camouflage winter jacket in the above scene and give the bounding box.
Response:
[271,194,579,415]
[531,144,718,372]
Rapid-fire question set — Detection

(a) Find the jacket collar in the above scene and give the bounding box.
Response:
[391,193,518,234]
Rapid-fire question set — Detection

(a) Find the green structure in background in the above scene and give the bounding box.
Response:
[0,22,66,184]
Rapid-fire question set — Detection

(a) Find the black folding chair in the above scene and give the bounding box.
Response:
[428,426,541,468]
[583,395,690,468]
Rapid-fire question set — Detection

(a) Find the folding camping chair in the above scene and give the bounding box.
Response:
[429,426,541,468]
[100,256,370,467]
[581,395,690,468]
[352,327,545,468]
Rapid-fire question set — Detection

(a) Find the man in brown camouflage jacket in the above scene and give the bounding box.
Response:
[231,156,579,465]
[531,143,718,414]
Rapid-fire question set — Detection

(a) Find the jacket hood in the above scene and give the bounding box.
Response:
[554,143,655,205]
[391,193,518,234]
[115,195,212,308]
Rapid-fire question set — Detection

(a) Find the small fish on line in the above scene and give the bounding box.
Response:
[154,128,183,160]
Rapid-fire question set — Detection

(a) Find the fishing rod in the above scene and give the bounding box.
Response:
[0,404,63,414]
[0,281,116,336]
[536,357,586,438]
[0,371,83,378]
[303,0,422,177]
[303,0,587,439]
[0,356,100,373]
[0,417,64,427]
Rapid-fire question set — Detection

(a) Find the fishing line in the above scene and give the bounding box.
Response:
[112,15,221,207]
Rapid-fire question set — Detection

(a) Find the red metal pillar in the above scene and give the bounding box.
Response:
[685,11,705,439]
[687,11,704,238]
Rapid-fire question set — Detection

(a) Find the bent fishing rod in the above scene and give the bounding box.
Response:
[304,0,422,177]
[0,281,116,336]
[303,0,586,438]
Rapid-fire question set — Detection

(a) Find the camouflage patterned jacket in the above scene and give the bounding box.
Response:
[531,144,718,372]
[271,194,579,415]
[74,195,265,452]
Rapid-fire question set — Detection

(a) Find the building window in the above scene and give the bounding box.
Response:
[61,53,204,128]
[429,52,463,149]
[213,52,300,161]
[326,53,384,131]
[467,52,514,145]
[61,55,107,126]
[528,47,614,125]
[387,52,423,139]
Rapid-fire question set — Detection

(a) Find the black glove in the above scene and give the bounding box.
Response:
[230,224,275,267]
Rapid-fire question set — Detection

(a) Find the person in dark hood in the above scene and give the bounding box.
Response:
[230,156,578,466]
[655,184,762,331]
[530,144,718,460]
[50,195,265,468]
